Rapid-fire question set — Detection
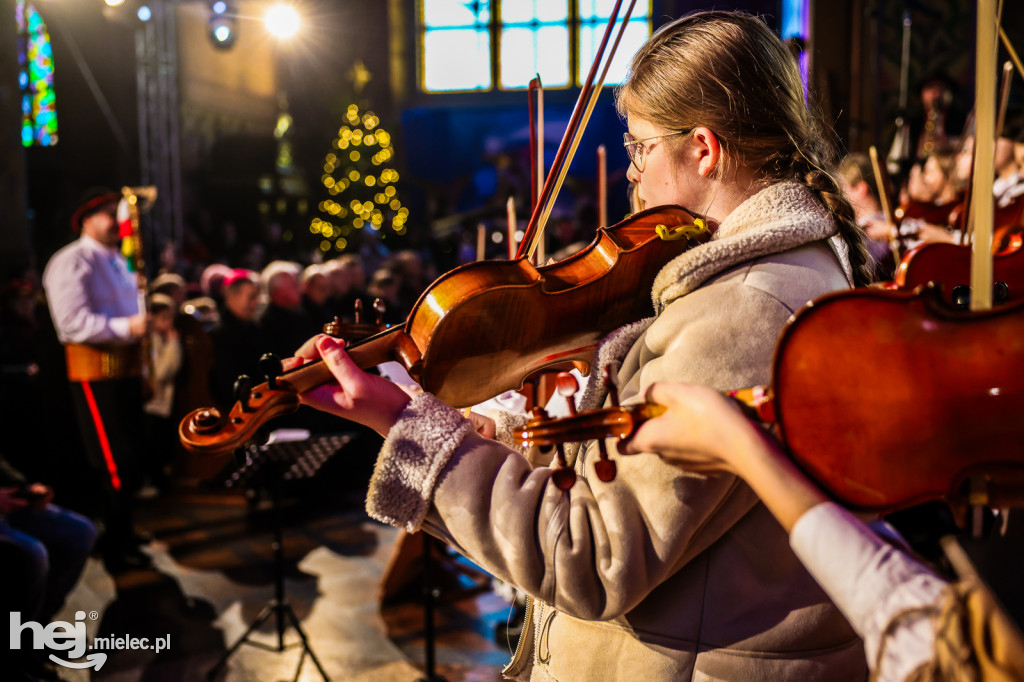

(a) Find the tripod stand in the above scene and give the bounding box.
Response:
[207,432,351,682]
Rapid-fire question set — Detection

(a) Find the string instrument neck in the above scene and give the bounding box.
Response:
[276,326,410,394]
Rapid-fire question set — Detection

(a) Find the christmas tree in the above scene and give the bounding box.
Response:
[311,61,407,254]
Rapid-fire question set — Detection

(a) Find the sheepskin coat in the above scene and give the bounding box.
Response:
[367,182,868,681]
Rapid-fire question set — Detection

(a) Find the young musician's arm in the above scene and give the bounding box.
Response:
[624,382,949,682]
[621,382,824,531]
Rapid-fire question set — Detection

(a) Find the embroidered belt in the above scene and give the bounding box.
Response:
[65,343,143,381]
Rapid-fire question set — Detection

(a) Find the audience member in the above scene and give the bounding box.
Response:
[300,264,332,333]
[1,450,97,681]
[208,270,268,410]
[199,263,235,310]
[258,260,308,357]
[142,293,183,496]
[322,258,354,320]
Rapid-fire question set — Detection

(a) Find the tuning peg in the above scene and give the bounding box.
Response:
[353,298,363,324]
[603,363,620,408]
[323,316,343,338]
[373,298,386,325]
[552,444,577,490]
[994,281,1009,304]
[233,375,253,411]
[259,353,283,389]
[594,440,616,482]
[952,284,971,309]
[556,372,579,416]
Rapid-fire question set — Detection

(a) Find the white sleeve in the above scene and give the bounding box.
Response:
[43,253,133,345]
[790,502,948,682]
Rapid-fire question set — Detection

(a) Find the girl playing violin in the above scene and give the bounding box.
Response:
[291,11,871,680]
[622,381,1024,682]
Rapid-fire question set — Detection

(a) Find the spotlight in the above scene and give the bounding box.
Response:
[137,5,151,21]
[208,1,237,49]
[105,0,126,6]
[264,3,301,40]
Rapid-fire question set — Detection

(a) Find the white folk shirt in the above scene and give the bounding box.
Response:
[790,502,949,682]
[42,234,141,346]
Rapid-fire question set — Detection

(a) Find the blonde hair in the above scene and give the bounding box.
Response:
[616,11,871,286]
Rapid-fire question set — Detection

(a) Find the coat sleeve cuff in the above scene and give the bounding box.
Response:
[493,410,529,449]
[366,392,476,532]
[108,316,138,343]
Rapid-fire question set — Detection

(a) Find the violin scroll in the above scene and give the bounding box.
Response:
[179,380,302,455]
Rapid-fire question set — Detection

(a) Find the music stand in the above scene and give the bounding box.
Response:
[206,430,352,682]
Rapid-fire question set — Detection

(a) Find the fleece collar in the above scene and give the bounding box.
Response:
[651,182,851,313]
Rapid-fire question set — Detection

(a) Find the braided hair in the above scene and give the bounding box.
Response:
[615,11,872,286]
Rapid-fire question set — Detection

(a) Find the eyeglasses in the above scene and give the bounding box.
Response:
[622,130,691,172]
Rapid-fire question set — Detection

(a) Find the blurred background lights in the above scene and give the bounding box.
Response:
[137,5,151,21]
[208,1,237,49]
[265,4,301,40]
[105,0,125,6]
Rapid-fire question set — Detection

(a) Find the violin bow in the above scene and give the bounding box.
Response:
[506,196,517,260]
[999,26,1024,79]
[867,145,901,266]
[517,0,637,260]
[530,75,547,264]
[528,75,543,214]
[885,11,912,178]
[962,60,1013,248]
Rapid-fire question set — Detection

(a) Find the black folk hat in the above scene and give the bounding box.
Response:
[71,186,120,233]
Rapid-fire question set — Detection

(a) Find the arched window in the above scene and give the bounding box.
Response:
[419,0,651,93]
[17,0,58,146]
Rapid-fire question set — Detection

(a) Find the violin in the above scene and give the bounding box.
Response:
[179,0,651,456]
[889,239,1024,306]
[886,191,1024,307]
[179,206,709,455]
[948,193,1024,252]
[518,285,1024,514]
[893,194,964,229]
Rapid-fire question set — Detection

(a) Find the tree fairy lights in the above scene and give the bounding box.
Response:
[312,99,408,253]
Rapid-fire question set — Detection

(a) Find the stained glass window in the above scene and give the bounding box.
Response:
[499,0,570,89]
[577,0,650,86]
[419,0,651,93]
[781,0,810,96]
[16,0,58,146]
[421,0,493,92]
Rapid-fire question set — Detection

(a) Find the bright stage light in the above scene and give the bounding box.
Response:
[137,5,151,21]
[264,4,301,40]
[208,1,237,49]
[213,23,232,43]
[105,0,125,6]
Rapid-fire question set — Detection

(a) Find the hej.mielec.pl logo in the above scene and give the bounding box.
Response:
[10,610,169,671]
